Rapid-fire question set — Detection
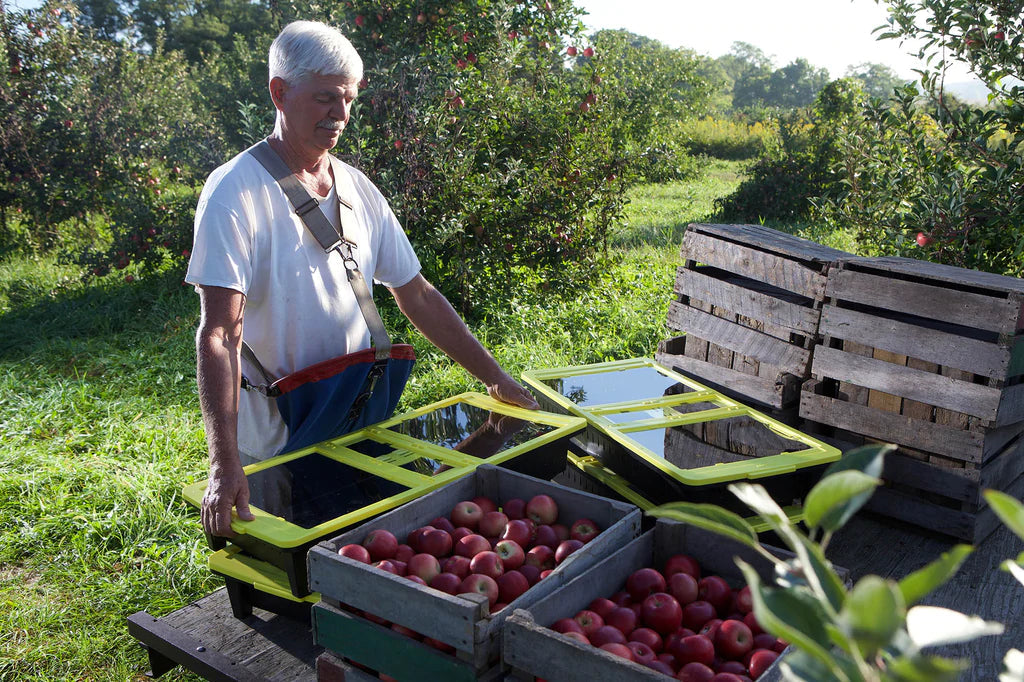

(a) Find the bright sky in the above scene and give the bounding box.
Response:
[574,0,974,81]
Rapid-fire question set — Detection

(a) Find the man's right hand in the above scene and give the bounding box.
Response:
[200,462,256,537]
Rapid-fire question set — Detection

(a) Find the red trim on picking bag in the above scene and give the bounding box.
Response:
[272,344,416,395]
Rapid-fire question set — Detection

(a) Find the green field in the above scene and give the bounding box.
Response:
[0,160,853,681]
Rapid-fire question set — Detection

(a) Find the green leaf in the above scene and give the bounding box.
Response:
[804,470,881,532]
[1000,648,1024,682]
[1003,559,1024,589]
[905,605,1004,648]
[822,443,891,479]
[737,561,841,674]
[897,544,973,606]
[984,489,1024,542]
[646,502,760,551]
[730,481,792,525]
[841,575,904,654]
[789,531,850,614]
[884,653,969,682]
[780,649,850,682]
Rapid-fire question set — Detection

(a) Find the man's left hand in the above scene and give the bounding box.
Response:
[486,374,540,410]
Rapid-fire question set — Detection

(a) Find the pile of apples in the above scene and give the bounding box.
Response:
[547,555,787,681]
[338,493,602,613]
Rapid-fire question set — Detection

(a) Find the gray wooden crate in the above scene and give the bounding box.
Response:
[503,518,806,682]
[659,223,852,411]
[307,464,641,675]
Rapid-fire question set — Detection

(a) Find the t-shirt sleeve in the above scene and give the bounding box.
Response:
[359,176,421,289]
[184,174,254,295]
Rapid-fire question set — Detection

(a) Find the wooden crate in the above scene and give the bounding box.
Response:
[657,222,852,412]
[503,518,796,682]
[307,464,642,680]
[800,256,1024,542]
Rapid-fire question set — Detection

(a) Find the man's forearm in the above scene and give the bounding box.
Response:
[196,333,242,471]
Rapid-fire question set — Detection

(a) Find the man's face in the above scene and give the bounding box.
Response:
[274,73,359,155]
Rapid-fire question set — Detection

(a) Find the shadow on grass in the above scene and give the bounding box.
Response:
[0,269,198,362]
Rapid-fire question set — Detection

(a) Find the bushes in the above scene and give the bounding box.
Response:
[681,116,774,160]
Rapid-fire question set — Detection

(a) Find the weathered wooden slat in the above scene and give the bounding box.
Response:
[655,349,799,409]
[867,348,906,415]
[811,345,1001,420]
[798,389,984,463]
[880,452,981,502]
[826,267,1017,333]
[865,486,979,541]
[995,382,1024,426]
[666,303,812,373]
[686,223,852,263]
[682,230,824,299]
[820,305,1012,379]
[841,256,1024,298]
[673,269,821,334]
[903,357,938,421]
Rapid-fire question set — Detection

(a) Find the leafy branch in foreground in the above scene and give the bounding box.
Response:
[649,444,1005,682]
[983,489,1024,682]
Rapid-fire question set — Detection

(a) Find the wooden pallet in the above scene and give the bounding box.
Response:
[800,256,1024,542]
[306,465,641,680]
[657,222,852,412]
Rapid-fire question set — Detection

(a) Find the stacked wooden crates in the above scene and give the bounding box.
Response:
[800,256,1024,543]
[656,222,853,420]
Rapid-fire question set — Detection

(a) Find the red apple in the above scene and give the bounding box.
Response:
[405,574,427,586]
[494,539,526,570]
[677,661,716,682]
[642,592,684,635]
[555,539,584,564]
[646,660,675,676]
[916,231,933,247]
[496,570,530,603]
[611,590,633,607]
[428,516,456,534]
[454,533,491,558]
[699,575,733,615]
[716,660,747,675]
[459,573,499,605]
[588,597,618,619]
[669,571,700,606]
[752,633,776,651]
[590,624,627,647]
[534,524,560,549]
[658,652,678,669]
[451,526,474,543]
[501,519,534,548]
[338,544,371,563]
[407,553,441,583]
[562,631,591,645]
[743,611,763,636]
[714,619,753,660]
[627,640,656,666]
[627,567,667,601]
[405,525,434,552]
[469,551,504,579]
[429,572,462,595]
[605,606,638,636]
[540,569,554,580]
[525,494,559,525]
[732,586,753,615]
[525,545,555,571]
[552,617,585,635]
[441,554,471,579]
[374,559,403,576]
[698,618,723,641]
[772,638,789,654]
[670,634,715,666]
[629,627,664,653]
[572,609,604,636]
[479,511,509,538]
[362,529,398,561]
[502,497,526,519]
[569,517,600,543]
[552,523,570,542]
[519,563,542,585]
[419,529,453,558]
[471,495,497,515]
[711,671,745,682]
[748,649,778,678]
[394,544,415,563]
[451,500,483,529]
[599,642,635,661]
[664,554,702,580]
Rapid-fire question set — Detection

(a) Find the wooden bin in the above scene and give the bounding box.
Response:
[503,518,795,682]
[307,464,642,681]
[800,256,1024,542]
[656,222,852,416]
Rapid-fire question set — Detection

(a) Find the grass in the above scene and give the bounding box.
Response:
[0,159,849,680]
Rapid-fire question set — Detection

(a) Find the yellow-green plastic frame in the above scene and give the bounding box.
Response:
[209,545,320,604]
[182,392,586,547]
[523,358,840,486]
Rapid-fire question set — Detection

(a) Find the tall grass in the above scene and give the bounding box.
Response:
[0,159,849,680]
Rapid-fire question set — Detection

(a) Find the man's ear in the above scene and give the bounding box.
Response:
[269,76,288,110]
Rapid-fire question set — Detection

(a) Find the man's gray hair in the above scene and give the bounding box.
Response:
[268,20,363,85]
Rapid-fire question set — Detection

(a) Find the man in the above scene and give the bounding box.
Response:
[186,20,538,539]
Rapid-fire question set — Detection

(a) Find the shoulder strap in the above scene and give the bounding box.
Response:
[246,139,393,363]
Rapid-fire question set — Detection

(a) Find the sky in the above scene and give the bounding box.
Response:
[574,0,975,82]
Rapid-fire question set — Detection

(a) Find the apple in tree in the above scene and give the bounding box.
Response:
[555,539,584,564]
[479,511,509,538]
[677,661,715,682]
[459,573,499,605]
[669,633,715,666]
[748,648,778,678]
[494,539,525,570]
[916,231,933,247]
[455,533,491,558]
[338,544,371,563]
[469,551,504,579]
[664,553,702,580]
[471,496,497,514]
[496,570,530,603]
[641,592,683,635]
[589,624,627,647]
[569,518,600,543]
[714,619,753,660]
[626,567,666,601]
[362,529,398,561]
[502,497,526,519]
[451,500,483,529]
[525,494,559,525]
[599,642,635,661]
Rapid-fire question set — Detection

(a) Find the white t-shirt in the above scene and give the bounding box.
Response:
[185,149,421,461]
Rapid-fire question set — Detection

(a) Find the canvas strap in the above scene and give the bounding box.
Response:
[240,139,394,391]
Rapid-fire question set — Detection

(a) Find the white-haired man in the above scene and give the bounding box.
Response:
[186,20,538,539]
